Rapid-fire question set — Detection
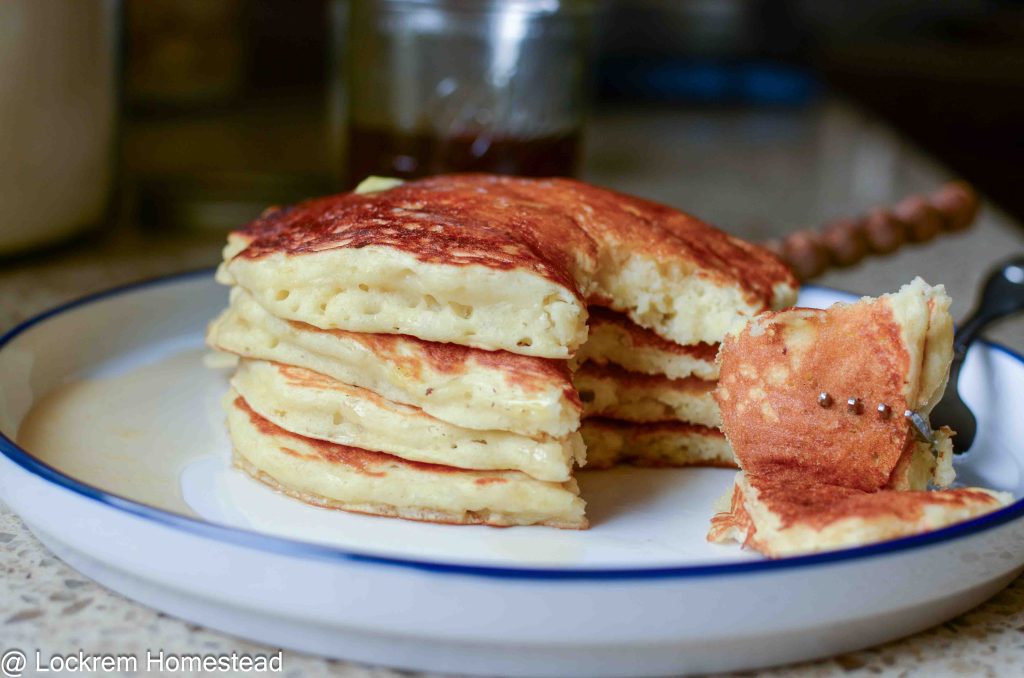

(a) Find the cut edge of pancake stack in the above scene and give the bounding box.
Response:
[574,307,731,470]
[207,174,798,529]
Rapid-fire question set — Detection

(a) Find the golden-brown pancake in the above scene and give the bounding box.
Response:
[708,469,1008,558]
[226,392,588,529]
[573,362,720,427]
[581,418,733,470]
[217,176,598,358]
[233,359,584,482]
[506,177,797,346]
[207,287,581,437]
[708,278,1011,557]
[715,277,952,491]
[573,306,719,380]
[218,174,796,357]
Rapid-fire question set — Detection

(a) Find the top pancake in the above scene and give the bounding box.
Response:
[714,277,953,492]
[219,175,797,358]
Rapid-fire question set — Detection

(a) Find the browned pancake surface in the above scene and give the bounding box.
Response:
[716,303,913,493]
[748,474,1000,531]
[503,178,795,310]
[229,174,796,311]
[233,175,598,298]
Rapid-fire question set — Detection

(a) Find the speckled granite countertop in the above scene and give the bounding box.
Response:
[2,101,1024,676]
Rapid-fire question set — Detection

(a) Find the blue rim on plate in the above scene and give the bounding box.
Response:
[1,269,1023,581]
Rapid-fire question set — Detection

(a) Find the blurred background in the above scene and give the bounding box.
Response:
[110,0,1024,229]
[2,0,1023,299]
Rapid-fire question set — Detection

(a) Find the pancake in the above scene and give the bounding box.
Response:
[207,288,580,437]
[708,469,1009,558]
[218,174,796,358]
[233,359,584,482]
[716,277,954,491]
[708,278,1011,557]
[581,418,733,470]
[217,176,599,358]
[573,307,719,380]
[507,177,797,347]
[226,392,588,529]
[574,362,720,427]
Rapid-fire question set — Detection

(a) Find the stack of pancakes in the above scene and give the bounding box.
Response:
[207,174,796,529]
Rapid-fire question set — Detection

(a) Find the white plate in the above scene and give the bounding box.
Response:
[2,271,1023,677]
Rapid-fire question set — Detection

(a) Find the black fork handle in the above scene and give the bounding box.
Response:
[951,257,1024,378]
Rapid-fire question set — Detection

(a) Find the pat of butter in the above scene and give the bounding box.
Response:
[354,176,405,194]
[203,350,239,370]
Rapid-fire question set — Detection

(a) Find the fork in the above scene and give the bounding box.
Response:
[930,256,1024,454]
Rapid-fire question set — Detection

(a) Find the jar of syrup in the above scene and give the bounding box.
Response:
[336,0,600,185]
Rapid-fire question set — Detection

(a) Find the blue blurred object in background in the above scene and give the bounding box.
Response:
[599,58,820,106]
[596,0,818,106]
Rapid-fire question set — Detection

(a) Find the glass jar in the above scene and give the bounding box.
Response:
[339,0,600,185]
[0,0,118,255]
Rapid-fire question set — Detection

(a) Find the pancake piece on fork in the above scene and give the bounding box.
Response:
[708,278,1011,557]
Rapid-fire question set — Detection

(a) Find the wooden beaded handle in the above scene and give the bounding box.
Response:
[762,181,979,281]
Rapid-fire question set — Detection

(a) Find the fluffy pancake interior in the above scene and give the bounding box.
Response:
[581,418,733,470]
[222,176,601,358]
[227,245,588,359]
[233,359,583,482]
[573,307,720,381]
[574,362,720,427]
[206,288,581,438]
[226,391,588,529]
[492,177,798,345]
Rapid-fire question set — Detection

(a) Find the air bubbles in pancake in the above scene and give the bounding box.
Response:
[449,301,474,319]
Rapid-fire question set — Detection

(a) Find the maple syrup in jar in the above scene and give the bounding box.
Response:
[347,126,581,180]
[341,0,599,185]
